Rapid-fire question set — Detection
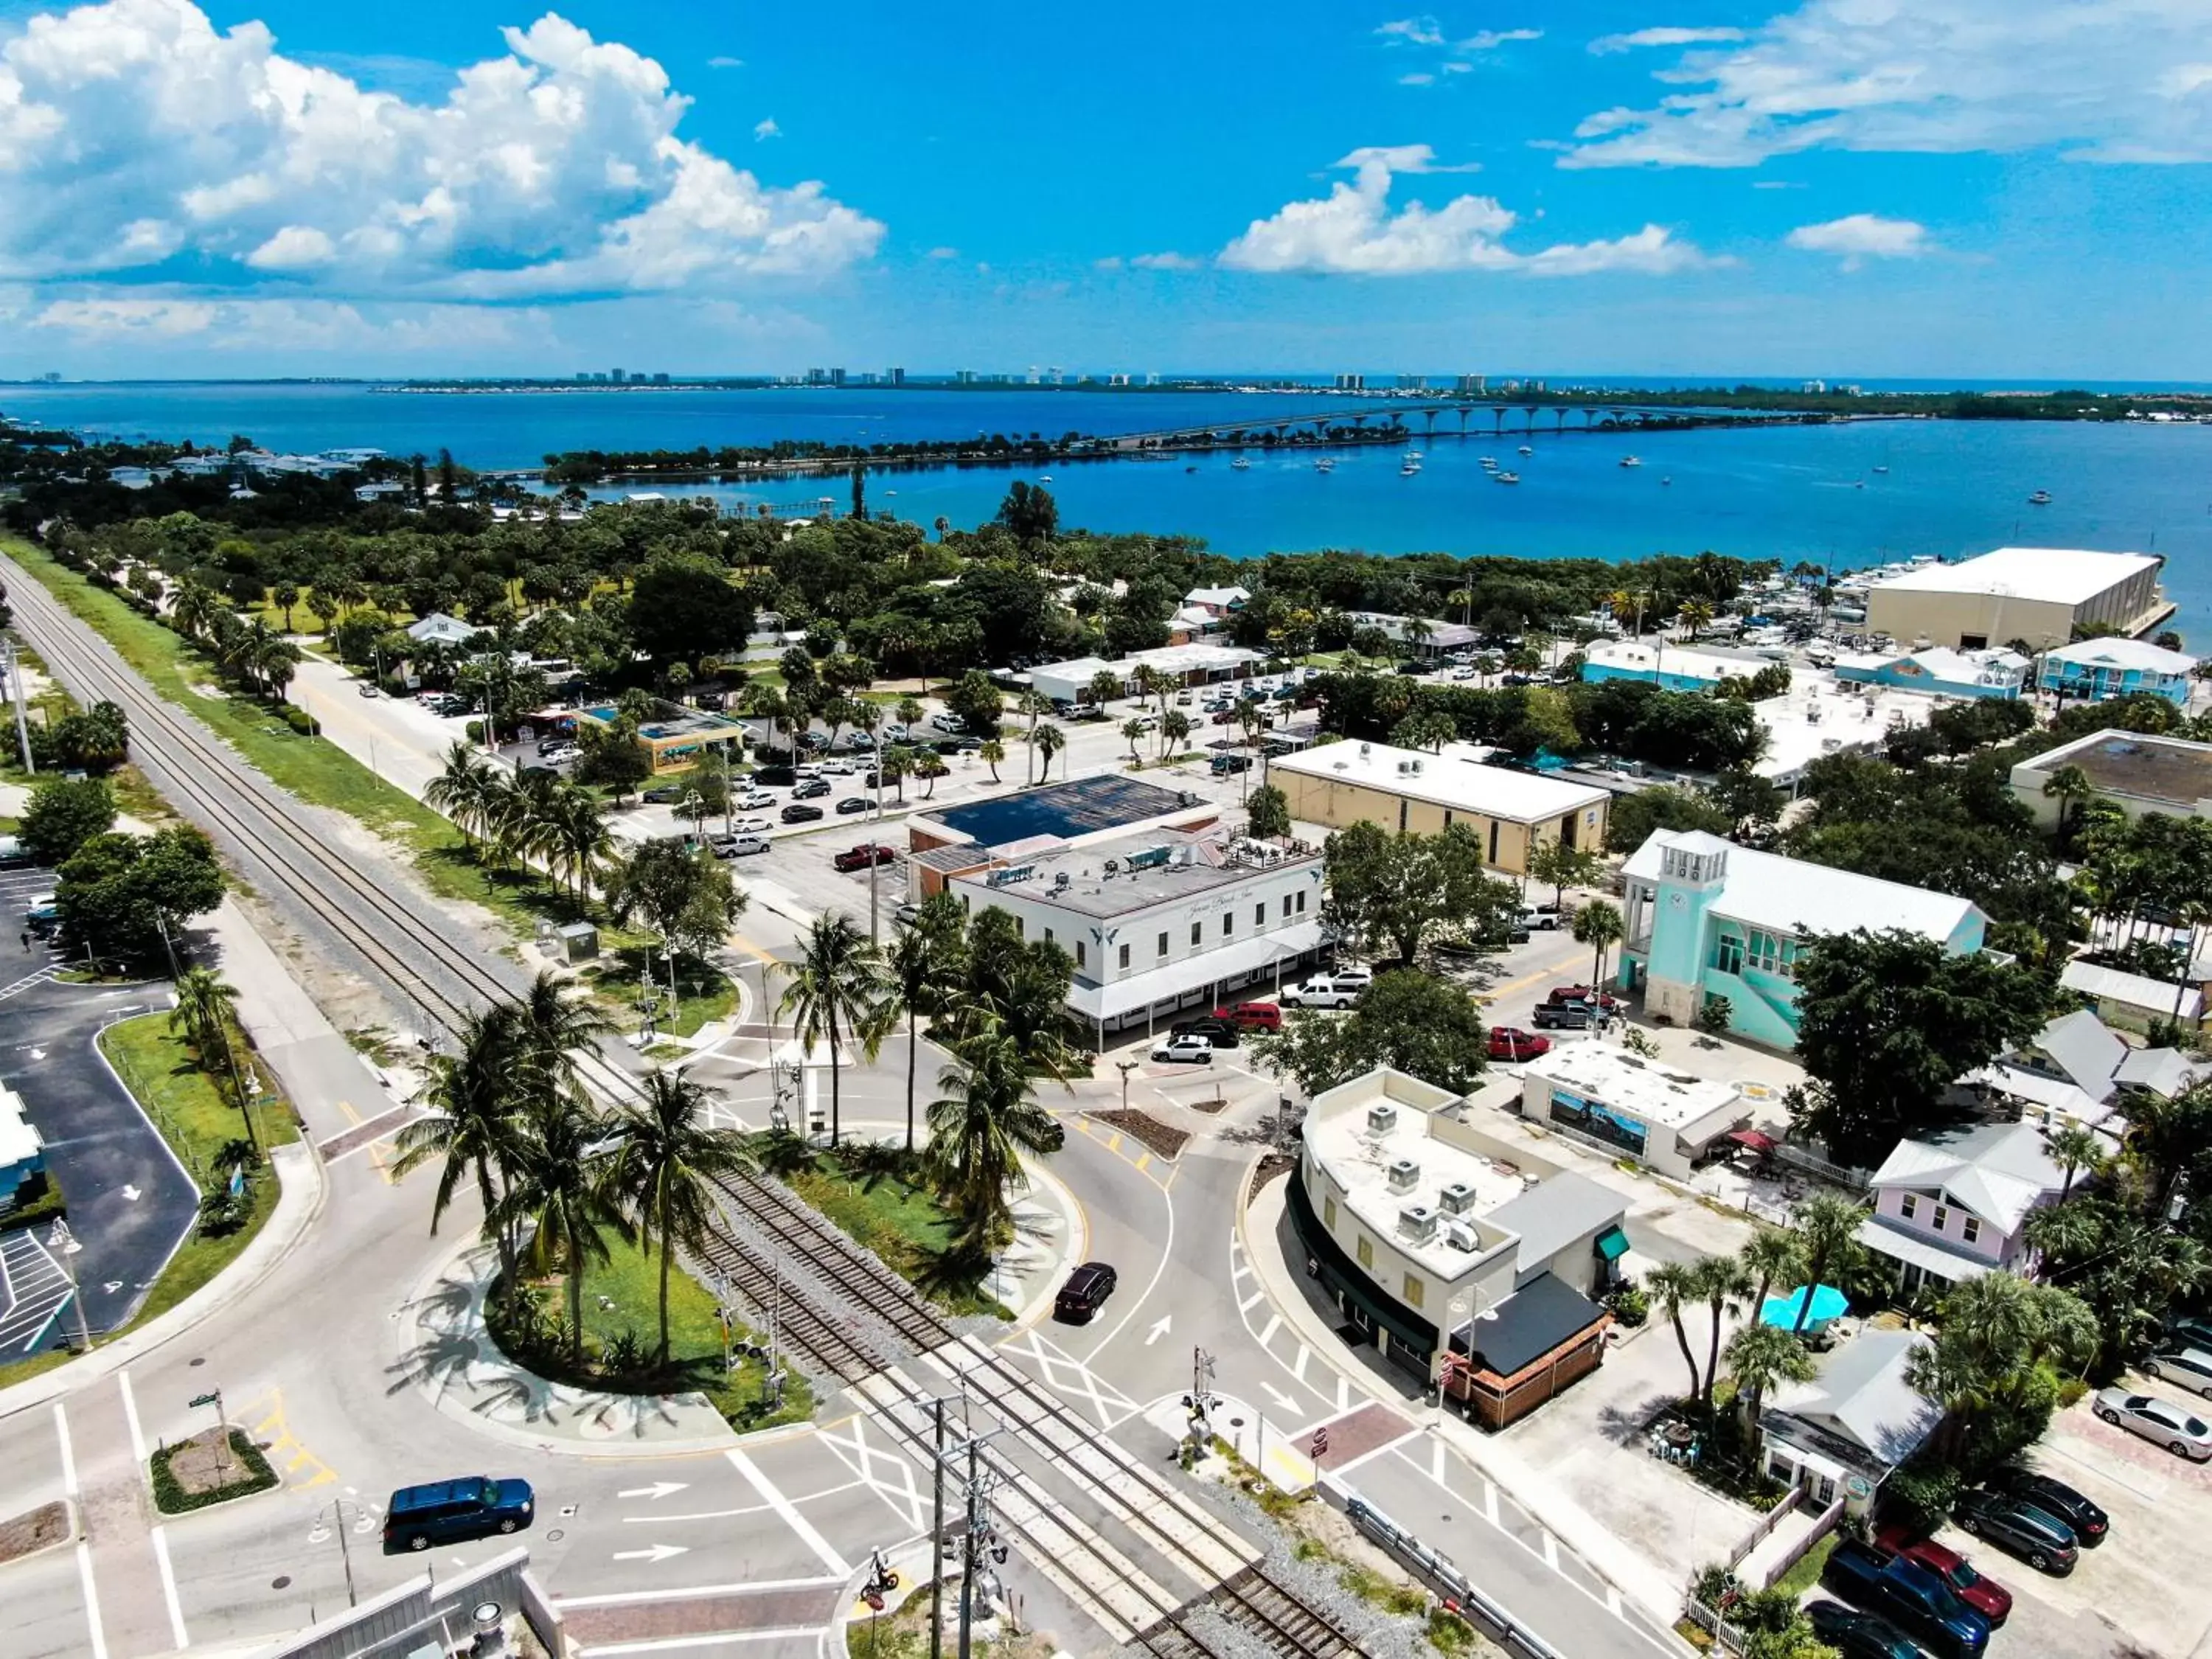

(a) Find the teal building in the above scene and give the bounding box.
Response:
[1616,831,1987,1049]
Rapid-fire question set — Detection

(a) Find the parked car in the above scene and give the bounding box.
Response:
[891,902,922,930]
[1547,984,1620,1011]
[1214,1001,1281,1032]
[1151,1033,1214,1065]
[1329,967,1374,990]
[1279,975,1362,1010]
[2165,1314,2212,1352]
[1533,1002,1592,1031]
[1872,1527,2014,1624]
[2093,1386,2212,1458]
[711,835,771,859]
[1211,754,1253,774]
[733,788,775,810]
[1820,1537,1990,1659]
[2145,1346,2212,1398]
[835,796,870,815]
[929,712,962,731]
[535,735,572,756]
[1170,1017,1239,1050]
[752,765,797,787]
[820,758,855,775]
[793,777,832,800]
[780,803,824,824]
[1983,1469,2107,1545]
[1804,1601,1921,1659]
[1519,904,1562,931]
[832,844,898,873]
[1949,1489,2078,1576]
[1054,1261,1117,1324]
[642,785,684,805]
[383,1477,535,1552]
[1488,1027,1551,1062]
[731,817,773,835]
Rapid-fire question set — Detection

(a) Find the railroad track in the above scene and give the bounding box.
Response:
[2,554,1374,1659]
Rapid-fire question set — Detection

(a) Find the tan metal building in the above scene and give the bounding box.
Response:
[1863,546,2171,651]
[1269,739,1608,873]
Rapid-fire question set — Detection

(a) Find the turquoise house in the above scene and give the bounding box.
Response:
[1832,647,2028,701]
[1616,831,1987,1049]
[0,1082,43,1210]
[2037,638,2198,709]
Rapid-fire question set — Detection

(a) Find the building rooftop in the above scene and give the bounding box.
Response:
[916,773,1208,851]
[1482,1171,1629,1276]
[1833,647,2031,686]
[1770,1329,1941,1467]
[1274,739,1609,825]
[1624,829,1980,944]
[1525,1043,1742,1133]
[1870,546,2162,606]
[0,1082,41,1173]
[1305,1070,1551,1284]
[2015,729,2212,807]
[1747,678,1935,782]
[952,831,1318,921]
[2040,637,2199,675]
[406,612,482,644]
[1184,585,1251,609]
[1031,641,1265,684]
[1582,640,1776,684]
[2059,958,2206,1020]
[1868,1122,2064,1234]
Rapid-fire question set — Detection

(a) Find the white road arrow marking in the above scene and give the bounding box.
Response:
[613,1543,689,1564]
[1144,1316,1172,1346]
[121,1183,140,1202]
[1263,1384,1298,1413]
[616,1481,689,1501]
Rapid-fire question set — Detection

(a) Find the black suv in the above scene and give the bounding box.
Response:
[781,802,825,824]
[1805,1601,1919,1659]
[792,777,832,799]
[753,765,797,787]
[383,1477,535,1552]
[1985,1468,2108,1545]
[1171,1016,1240,1050]
[1054,1262,1118,1324]
[1952,1489,2078,1575]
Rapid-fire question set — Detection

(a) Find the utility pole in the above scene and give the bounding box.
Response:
[928,1397,948,1659]
[957,1435,982,1659]
[3,640,34,774]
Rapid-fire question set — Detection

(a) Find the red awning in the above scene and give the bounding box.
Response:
[1728,1129,1779,1153]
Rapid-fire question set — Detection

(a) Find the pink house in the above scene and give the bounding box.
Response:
[1857,1122,2065,1293]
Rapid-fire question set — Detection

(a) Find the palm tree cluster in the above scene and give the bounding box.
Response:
[393,973,756,1370]
[167,580,302,703]
[427,742,613,897]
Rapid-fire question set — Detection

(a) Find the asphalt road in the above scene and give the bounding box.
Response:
[2,976,201,1336]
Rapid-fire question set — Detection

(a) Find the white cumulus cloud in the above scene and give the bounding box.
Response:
[0,0,883,296]
[1588,27,1745,55]
[1562,0,2212,167]
[1785,213,1933,267]
[1218,148,1710,276]
[753,116,780,140]
[1375,16,1446,47]
[1460,29,1540,51]
[1130,251,1200,270]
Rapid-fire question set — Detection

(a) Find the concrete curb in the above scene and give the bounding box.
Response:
[0,1140,327,1422]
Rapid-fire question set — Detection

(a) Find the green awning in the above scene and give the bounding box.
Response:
[1595,1225,1632,1262]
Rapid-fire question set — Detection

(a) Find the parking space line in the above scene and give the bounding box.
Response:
[151,1527,188,1650]
[1257,1314,1281,1348]
[1237,1290,1264,1313]
[117,1371,147,1464]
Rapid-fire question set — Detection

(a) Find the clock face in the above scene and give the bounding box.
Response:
[1668,891,1688,910]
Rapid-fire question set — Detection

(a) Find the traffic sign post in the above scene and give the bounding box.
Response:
[189,1388,237,1482]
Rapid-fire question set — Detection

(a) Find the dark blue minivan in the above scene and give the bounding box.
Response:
[383,1477,535,1551]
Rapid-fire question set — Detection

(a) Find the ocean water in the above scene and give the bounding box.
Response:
[7,381,2209,639]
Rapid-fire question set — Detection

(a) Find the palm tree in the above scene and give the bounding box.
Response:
[1722,1323,1818,1455]
[2041,765,2097,843]
[1739,1228,1802,1325]
[1016,692,1051,781]
[925,1020,1064,1248]
[2048,1124,2107,1203]
[168,964,240,1055]
[779,913,891,1148]
[169,580,223,643]
[513,970,613,1089]
[1677,599,1715,641]
[1693,1254,1755,1405]
[1085,669,1121,712]
[1644,1261,1703,1401]
[1605,588,1646,636]
[602,1069,759,1362]
[394,1006,533,1281]
[426,741,501,849]
[1122,719,1145,764]
[494,1093,626,1363]
[886,909,962,1151]
[978,738,1006,784]
[1161,709,1192,760]
[1571,900,1626,992]
[1034,722,1066,781]
[880,743,916,803]
[545,785,613,897]
[1786,1192,1868,1335]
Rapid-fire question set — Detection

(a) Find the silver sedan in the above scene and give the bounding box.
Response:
[2093,1386,2212,1460]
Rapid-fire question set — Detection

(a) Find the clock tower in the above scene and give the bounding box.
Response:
[1646,837,1728,1027]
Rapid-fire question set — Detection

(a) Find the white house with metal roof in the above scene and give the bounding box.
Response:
[1617,830,1986,1048]
[1761,1329,1941,1514]
[1860,1122,2067,1290]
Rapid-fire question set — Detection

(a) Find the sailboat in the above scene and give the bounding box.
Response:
[1231,456,1252,471]
[1517,445,1534,456]
[1620,455,1642,468]
[2028,489,2052,505]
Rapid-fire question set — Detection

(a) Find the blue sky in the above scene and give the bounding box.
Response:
[1,0,2209,379]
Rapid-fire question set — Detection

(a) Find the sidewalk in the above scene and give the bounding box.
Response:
[0,1141,323,1422]
[394,1240,741,1458]
[1237,1172,1690,1629]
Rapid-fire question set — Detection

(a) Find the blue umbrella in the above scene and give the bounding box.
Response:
[1760,1284,1850,1329]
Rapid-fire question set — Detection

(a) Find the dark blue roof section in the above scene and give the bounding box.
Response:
[927,775,1197,849]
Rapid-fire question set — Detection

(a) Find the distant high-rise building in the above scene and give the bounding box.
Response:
[955,369,976,385]
[886,366,905,386]
[651,372,670,385]
[805,368,830,386]
[611,368,626,384]
[830,367,847,386]
[1394,374,1427,392]
[1332,372,1366,392]
[1455,374,1486,394]
[576,372,592,383]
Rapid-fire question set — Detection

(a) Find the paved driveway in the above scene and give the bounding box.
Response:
[1,977,201,1337]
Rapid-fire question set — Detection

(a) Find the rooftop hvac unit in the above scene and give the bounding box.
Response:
[1444,1220,1481,1253]
[1437,1180,1478,1217]
[1398,1203,1438,1243]
[1397,760,1413,776]
[1366,1102,1399,1137]
[1052,871,1071,890]
[1359,742,1371,757]
[1386,1157,1421,1193]
[1103,860,1121,874]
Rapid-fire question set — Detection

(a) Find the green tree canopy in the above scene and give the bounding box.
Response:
[21,775,116,865]
[1320,820,1519,967]
[1251,969,1490,1095]
[56,826,226,957]
[605,837,746,963]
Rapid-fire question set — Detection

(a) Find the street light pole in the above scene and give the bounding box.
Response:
[3,639,35,774]
[48,1220,91,1352]
[928,1397,948,1659]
